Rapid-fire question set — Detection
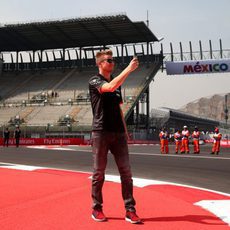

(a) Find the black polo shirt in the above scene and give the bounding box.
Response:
[89,74,125,132]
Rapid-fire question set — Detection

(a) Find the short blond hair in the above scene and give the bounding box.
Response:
[95,49,113,64]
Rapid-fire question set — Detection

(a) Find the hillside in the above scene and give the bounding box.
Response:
[180,93,230,122]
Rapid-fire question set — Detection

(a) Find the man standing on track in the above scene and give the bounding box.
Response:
[211,127,222,155]
[89,50,141,224]
[174,129,182,154]
[3,127,10,147]
[159,127,169,154]
[14,126,21,148]
[192,126,200,154]
[181,125,190,154]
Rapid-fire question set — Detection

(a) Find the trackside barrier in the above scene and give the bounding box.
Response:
[0,138,158,146]
[205,139,230,147]
[0,138,85,146]
[0,138,159,146]
[1,138,229,147]
[220,140,230,147]
[128,140,159,145]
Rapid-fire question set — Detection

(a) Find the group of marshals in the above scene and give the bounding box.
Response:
[159,126,222,155]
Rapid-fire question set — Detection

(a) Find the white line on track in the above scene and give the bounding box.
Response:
[129,152,230,160]
[70,148,230,160]
[26,145,230,160]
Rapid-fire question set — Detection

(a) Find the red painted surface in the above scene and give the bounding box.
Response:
[0,168,229,230]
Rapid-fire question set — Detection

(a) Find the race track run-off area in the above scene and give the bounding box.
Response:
[0,164,229,230]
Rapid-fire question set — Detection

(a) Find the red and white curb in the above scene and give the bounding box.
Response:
[195,200,230,226]
[103,174,230,226]
[1,162,230,226]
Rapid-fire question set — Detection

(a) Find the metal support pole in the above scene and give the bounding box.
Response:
[179,42,183,61]
[40,50,43,69]
[16,51,19,72]
[150,42,153,55]
[75,49,79,67]
[146,87,150,132]
[189,41,193,60]
[28,52,32,70]
[170,43,174,62]
[121,44,124,66]
[67,49,71,67]
[62,48,65,68]
[219,39,223,59]
[136,102,139,129]
[133,44,136,56]
[84,49,87,65]
[79,47,82,70]
[0,55,3,76]
[10,53,14,63]
[161,43,164,72]
[32,51,35,70]
[199,40,203,60]
[146,42,149,68]
[45,51,49,69]
[141,44,144,55]
[37,51,42,70]
[146,10,149,27]
[209,40,213,59]
[52,50,56,68]
[115,46,119,57]
[125,45,128,57]
[224,94,228,126]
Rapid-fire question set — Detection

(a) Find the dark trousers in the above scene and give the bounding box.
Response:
[15,138,20,147]
[4,138,9,147]
[91,131,136,212]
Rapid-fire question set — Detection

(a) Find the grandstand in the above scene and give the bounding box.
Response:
[0,14,163,138]
[1,14,228,141]
[0,63,159,126]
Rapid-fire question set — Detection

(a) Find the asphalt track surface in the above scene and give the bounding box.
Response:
[0,144,229,194]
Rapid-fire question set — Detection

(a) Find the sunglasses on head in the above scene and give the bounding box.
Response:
[101,58,115,64]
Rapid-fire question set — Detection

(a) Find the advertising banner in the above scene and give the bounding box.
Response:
[166,59,230,75]
[0,138,85,146]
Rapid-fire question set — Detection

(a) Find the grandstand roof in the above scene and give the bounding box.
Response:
[0,14,159,52]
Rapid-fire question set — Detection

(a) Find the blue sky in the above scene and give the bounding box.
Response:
[1,0,230,109]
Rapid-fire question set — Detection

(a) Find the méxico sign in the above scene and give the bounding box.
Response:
[166,59,230,75]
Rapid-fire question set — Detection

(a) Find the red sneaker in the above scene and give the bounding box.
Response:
[125,211,142,224]
[92,209,107,222]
